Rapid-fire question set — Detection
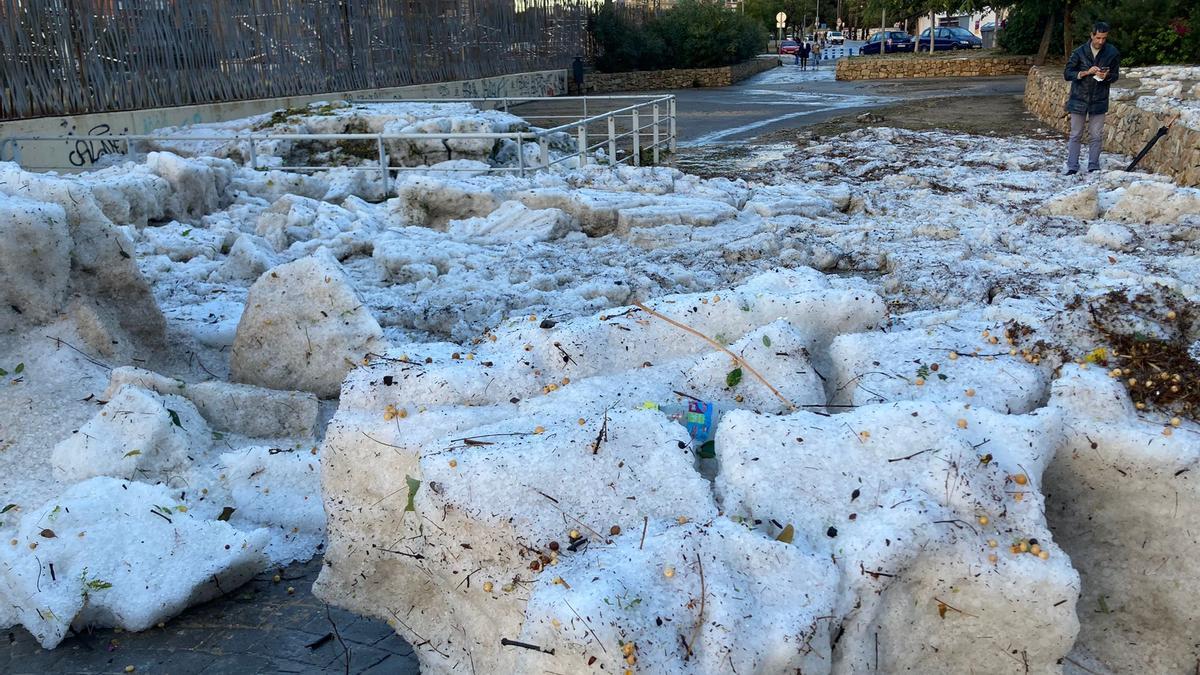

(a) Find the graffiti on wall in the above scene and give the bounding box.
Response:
[67,124,124,167]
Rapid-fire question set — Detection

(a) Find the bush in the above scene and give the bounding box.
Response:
[997,4,1064,57]
[590,0,767,73]
[997,0,1200,66]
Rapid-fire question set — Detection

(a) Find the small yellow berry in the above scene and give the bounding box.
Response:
[1013,492,1025,502]
[987,539,998,548]
[577,418,586,426]
[676,516,690,525]
[1038,550,1050,560]
[125,667,135,673]
[534,426,545,434]
[1013,474,1028,485]
[449,459,457,468]
[988,553,998,564]
[957,418,968,429]
[286,586,295,594]
[1167,310,1178,320]
[1019,541,1030,553]
[483,581,494,593]
[1171,417,1182,427]
[1030,544,1041,555]
[965,388,975,397]
[977,515,989,526]
[626,654,637,665]
[1163,427,1173,437]
[663,566,675,578]
[915,377,925,386]
[1128,378,1138,387]
[569,529,580,540]
[272,574,281,583]
[948,352,959,360]
[622,643,635,656]
[1136,402,1147,410]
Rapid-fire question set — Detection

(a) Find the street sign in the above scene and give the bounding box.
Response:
[775,11,787,23]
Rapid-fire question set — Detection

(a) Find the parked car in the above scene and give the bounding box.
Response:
[915,26,983,51]
[828,31,845,45]
[779,39,801,55]
[860,30,914,54]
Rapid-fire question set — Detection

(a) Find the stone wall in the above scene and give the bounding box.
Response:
[836,53,1033,81]
[577,57,779,94]
[1024,66,1200,186]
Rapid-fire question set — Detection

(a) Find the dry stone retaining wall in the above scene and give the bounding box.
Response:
[1024,66,1200,186]
[836,53,1033,80]
[576,57,779,93]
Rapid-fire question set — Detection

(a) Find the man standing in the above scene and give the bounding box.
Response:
[1063,21,1120,175]
[800,41,810,70]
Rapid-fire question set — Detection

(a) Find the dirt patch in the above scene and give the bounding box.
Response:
[759,93,1060,144]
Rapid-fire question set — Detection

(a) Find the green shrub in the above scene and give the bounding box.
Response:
[997,0,1199,66]
[590,0,767,73]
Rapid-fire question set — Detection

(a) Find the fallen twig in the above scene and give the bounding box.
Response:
[633,302,796,411]
[500,637,556,654]
[684,553,706,660]
[44,335,111,371]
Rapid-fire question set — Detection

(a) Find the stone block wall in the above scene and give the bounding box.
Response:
[576,57,779,94]
[836,53,1033,81]
[1024,66,1200,186]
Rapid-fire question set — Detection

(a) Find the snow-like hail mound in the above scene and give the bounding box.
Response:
[2,96,1200,671]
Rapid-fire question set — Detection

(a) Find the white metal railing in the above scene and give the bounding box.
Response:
[0,94,676,178]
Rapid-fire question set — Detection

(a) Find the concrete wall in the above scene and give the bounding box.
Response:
[0,70,566,170]
[836,53,1032,80]
[1024,66,1200,186]
[574,57,779,94]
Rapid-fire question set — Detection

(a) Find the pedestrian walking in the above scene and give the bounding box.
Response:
[800,41,810,70]
[1063,21,1120,175]
[812,42,821,67]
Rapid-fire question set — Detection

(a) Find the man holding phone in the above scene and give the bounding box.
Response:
[1063,21,1121,175]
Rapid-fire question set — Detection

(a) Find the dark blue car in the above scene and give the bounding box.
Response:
[914,26,983,51]
[860,30,914,55]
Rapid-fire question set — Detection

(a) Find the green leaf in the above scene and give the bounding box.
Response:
[725,368,743,388]
[217,506,236,522]
[775,523,794,544]
[166,409,183,428]
[182,229,192,237]
[937,373,948,381]
[123,449,142,458]
[85,579,113,591]
[13,363,23,374]
[0,504,16,514]
[761,335,771,347]
[405,475,421,512]
[916,364,930,379]
[696,440,716,459]
[0,368,6,377]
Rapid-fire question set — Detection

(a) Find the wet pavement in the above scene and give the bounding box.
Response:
[2,558,420,675]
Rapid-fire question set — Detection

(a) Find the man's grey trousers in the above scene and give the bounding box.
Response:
[1067,112,1106,171]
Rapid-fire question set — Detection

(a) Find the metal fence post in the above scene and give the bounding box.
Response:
[631,108,640,167]
[376,135,388,185]
[247,137,257,170]
[517,133,526,177]
[538,135,549,168]
[577,126,587,167]
[669,97,677,154]
[607,115,616,165]
[652,103,660,165]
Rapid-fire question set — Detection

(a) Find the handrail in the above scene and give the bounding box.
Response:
[1,94,677,177]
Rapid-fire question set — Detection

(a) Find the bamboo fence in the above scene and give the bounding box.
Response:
[0,0,602,120]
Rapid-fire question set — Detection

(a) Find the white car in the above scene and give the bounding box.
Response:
[828,31,845,45]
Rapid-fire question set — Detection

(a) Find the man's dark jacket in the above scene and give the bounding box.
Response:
[1063,41,1121,115]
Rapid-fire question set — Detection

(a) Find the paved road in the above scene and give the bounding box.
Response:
[671,60,1026,145]
[2,558,419,675]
